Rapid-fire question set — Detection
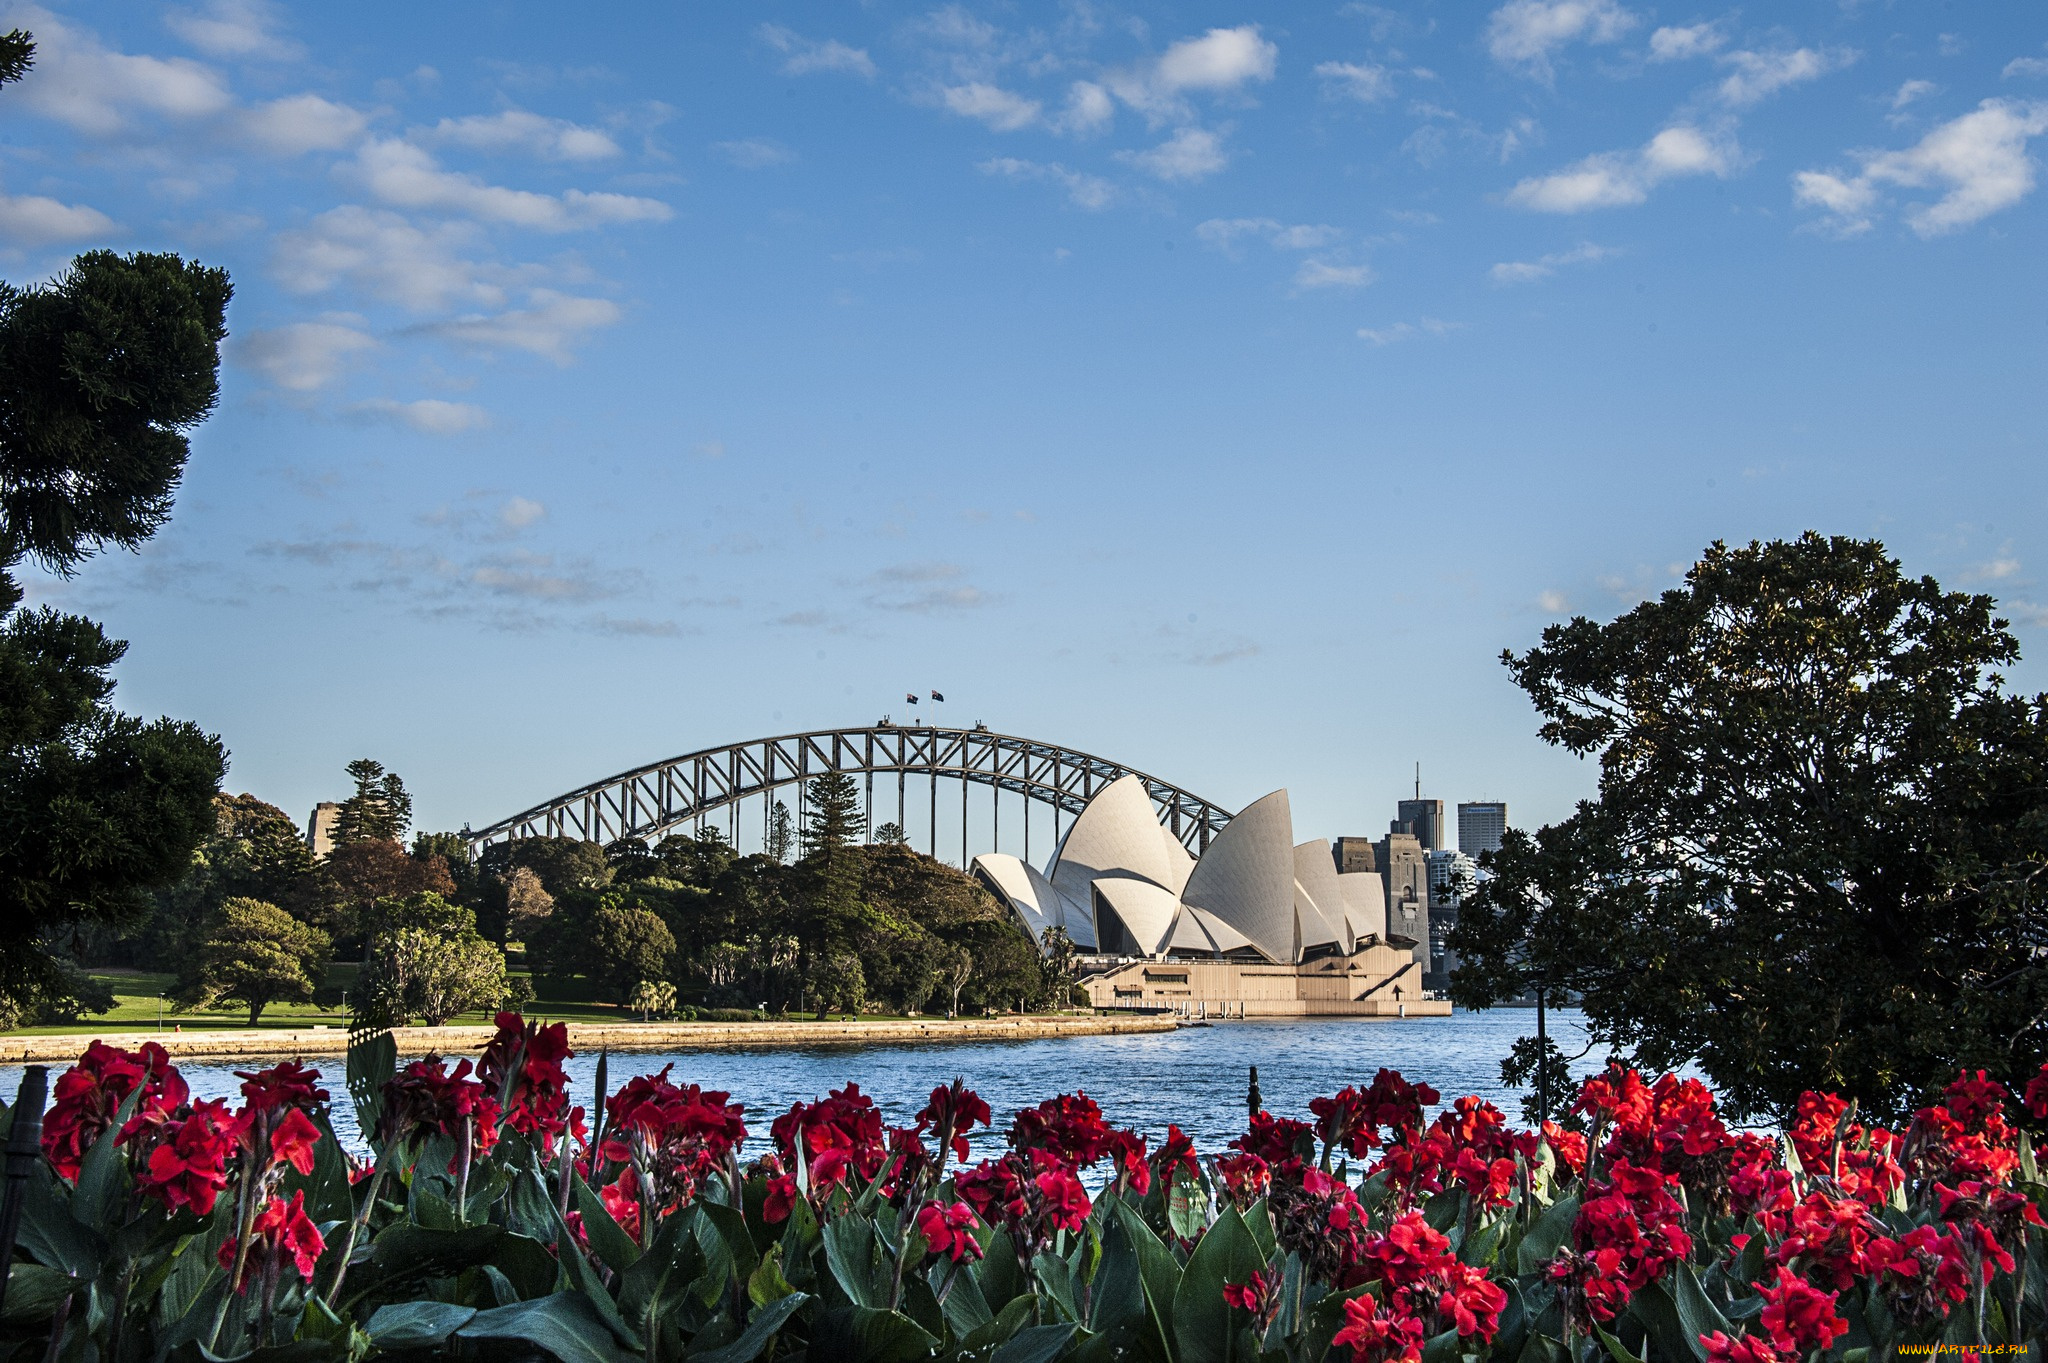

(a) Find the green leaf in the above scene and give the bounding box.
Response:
[619,1209,708,1326]
[366,1300,477,1350]
[71,1084,145,1232]
[960,1296,1037,1355]
[1167,1170,1208,1243]
[994,1322,1078,1363]
[1242,1198,1275,1261]
[573,1172,643,1273]
[1422,1327,1464,1363]
[1111,1199,1183,1333]
[457,1293,636,1363]
[1594,1324,1647,1363]
[748,1244,798,1308]
[1034,1250,1081,1322]
[1516,1192,1580,1275]
[700,1200,761,1286]
[0,1264,83,1326]
[688,1291,809,1363]
[976,1227,1027,1310]
[18,1168,105,1279]
[1671,1262,1733,1360]
[346,1027,395,1142]
[1300,1283,1374,1363]
[1088,1215,1147,1336]
[1172,1205,1267,1363]
[816,1304,939,1363]
[1462,1213,1510,1269]
[822,1214,887,1308]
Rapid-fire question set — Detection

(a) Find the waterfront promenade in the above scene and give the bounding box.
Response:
[0,1011,1177,1063]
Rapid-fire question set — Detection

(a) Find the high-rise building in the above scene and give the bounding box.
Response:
[1458,801,1508,857]
[305,802,342,858]
[1394,798,1444,851]
[1373,831,1430,971]
[1331,837,1377,875]
[1425,849,1476,987]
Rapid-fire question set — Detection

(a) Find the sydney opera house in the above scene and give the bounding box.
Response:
[971,776,1449,1018]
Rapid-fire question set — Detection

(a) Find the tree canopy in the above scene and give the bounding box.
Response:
[174,897,331,1026]
[1450,533,2048,1120]
[332,758,412,846]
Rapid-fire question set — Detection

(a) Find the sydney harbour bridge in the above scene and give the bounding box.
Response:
[462,725,1234,868]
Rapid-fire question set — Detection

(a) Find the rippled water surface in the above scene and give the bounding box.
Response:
[5,1010,1606,1155]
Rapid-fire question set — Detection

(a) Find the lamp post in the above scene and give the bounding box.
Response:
[156,993,163,1032]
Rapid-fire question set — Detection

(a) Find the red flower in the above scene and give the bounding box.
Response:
[762,1174,799,1224]
[220,1190,325,1290]
[599,1168,642,1241]
[1865,1225,1975,1326]
[1358,1069,1441,1143]
[1217,1152,1270,1208]
[1151,1124,1200,1185]
[137,1099,245,1216]
[1359,1210,1454,1291]
[1232,1109,1315,1165]
[1540,1121,1587,1180]
[479,1013,575,1149]
[1701,1331,1787,1363]
[1756,1267,1847,1355]
[770,1084,886,1191]
[1435,1263,1508,1341]
[917,1201,985,1262]
[1010,1092,1114,1167]
[1222,1268,1280,1331]
[917,1079,992,1164]
[1034,1164,1092,1233]
[376,1057,501,1154]
[42,1040,189,1180]
[1331,1298,1426,1363]
[1769,1192,1881,1290]
[602,1066,748,1206]
[268,1106,321,1176]
[956,1157,1025,1226]
[1106,1128,1151,1195]
[235,1060,328,1114]
[2024,1062,2048,1123]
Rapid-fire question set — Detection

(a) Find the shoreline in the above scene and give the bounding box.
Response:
[0,1013,1179,1064]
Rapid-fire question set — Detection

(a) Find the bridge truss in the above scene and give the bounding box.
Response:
[463,725,1235,867]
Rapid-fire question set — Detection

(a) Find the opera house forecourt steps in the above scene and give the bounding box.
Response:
[971,776,1449,1018]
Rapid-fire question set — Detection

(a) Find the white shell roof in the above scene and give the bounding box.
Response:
[973,853,1097,950]
[1292,838,1352,954]
[1337,870,1387,944]
[1047,774,1186,907]
[1093,877,1183,957]
[1179,789,1299,965]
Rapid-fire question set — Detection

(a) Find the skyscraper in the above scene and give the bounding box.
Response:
[1458,801,1508,856]
[1394,798,1445,851]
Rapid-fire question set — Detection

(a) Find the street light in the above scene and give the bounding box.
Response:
[156,993,162,1032]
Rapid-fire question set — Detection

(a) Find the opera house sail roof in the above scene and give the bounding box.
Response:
[970,774,1390,967]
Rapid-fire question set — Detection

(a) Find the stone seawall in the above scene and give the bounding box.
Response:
[0,1013,1179,1064]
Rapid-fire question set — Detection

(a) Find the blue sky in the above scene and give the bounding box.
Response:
[4,0,2046,853]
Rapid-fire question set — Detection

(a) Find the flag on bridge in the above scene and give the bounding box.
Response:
[931,691,945,702]
[906,693,919,705]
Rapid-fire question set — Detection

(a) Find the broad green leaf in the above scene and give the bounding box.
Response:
[345,1028,395,1143]
[822,1214,887,1308]
[458,1292,636,1363]
[1594,1324,1647,1363]
[960,1296,1036,1355]
[1034,1250,1080,1322]
[0,1264,82,1327]
[1111,1199,1183,1333]
[689,1291,810,1363]
[749,1244,798,1308]
[700,1200,761,1286]
[935,1257,992,1339]
[1300,1283,1373,1363]
[71,1086,145,1234]
[1516,1192,1580,1276]
[365,1300,476,1350]
[16,1170,104,1280]
[1671,1262,1733,1360]
[1462,1212,1511,1269]
[1422,1326,1464,1363]
[1088,1216,1147,1336]
[1171,1205,1267,1363]
[977,1227,1027,1310]
[812,1304,939,1363]
[1242,1198,1275,1261]
[573,1172,643,1273]
[619,1210,708,1325]
[1167,1171,1208,1243]
[994,1322,1078,1363]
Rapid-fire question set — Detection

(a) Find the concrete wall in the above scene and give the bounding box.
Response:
[1080,940,1450,1017]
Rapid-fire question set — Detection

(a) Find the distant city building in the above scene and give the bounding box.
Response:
[1394,798,1445,851]
[1373,830,1430,971]
[1458,801,1508,857]
[1332,836,1377,875]
[1425,849,1477,988]
[306,802,341,858]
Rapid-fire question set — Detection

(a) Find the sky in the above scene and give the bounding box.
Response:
[3,0,2046,857]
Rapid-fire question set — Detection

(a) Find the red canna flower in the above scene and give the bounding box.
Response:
[479,1013,575,1149]
[42,1040,189,1180]
[1540,1121,1586,1180]
[916,1200,985,1262]
[1331,1297,1426,1363]
[1232,1109,1314,1166]
[917,1079,992,1164]
[220,1190,325,1290]
[1151,1124,1199,1185]
[136,1099,245,1216]
[1217,1152,1270,1209]
[1106,1128,1151,1195]
[1034,1164,1092,1233]
[376,1057,501,1155]
[235,1060,328,1114]
[1222,1268,1280,1332]
[268,1106,321,1176]
[1701,1331,1787,1363]
[1756,1267,1847,1355]
[1010,1092,1114,1167]
[599,1168,643,1241]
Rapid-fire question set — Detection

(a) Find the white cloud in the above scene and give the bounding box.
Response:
[429,110,621,162]
[272,206,509,311]
[1716,47,1856,108]
[1489,241,1619,283]
[715,138,795,168]
[236,319,375,391]
[2006,47,2048,80]
[1794,98,2048,237]
[240,94,367,154]
[1116,126,1229,182]
[421,290,625,362]
[1357,317,1463,344]
[1195,218,1342,252]
[1486,0,1637,79]
[1892,79,1938,110]
[1106,25,1277,122]
[1506,125,1735,211]
[499,497,545,529]
[1538,590,1569,612]
[1647,23,1723,63]
[352,397,489,435]
[941,83,1042,132]
[1051,82,1114,136]
[0,191,115,245]
[757,24,876,78]
[165,0,302,61]
[977,157,1115,209]
[1315,61,1394,103]
[349,139,671,231]
[14,9,233,135]
[1292,259,1374,289]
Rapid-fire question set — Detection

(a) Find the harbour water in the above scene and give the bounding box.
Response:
[3,1009,1610,1156]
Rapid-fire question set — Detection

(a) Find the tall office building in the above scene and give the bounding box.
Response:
[1394,798,1445,851]
[1458,801,1508,857]
[1373,831,1431,971]
[1425,849,1476,987]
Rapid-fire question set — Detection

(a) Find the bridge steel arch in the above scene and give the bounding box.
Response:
[463,725,1235,864]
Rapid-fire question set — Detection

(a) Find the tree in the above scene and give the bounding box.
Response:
[796,773,867,955]
[605,837,657,881]
[332,759,412,846]
[588,906,675,1003]
[805,951,866,1018]
[871,822,909,847]
[175,898,331,1026]
[1451,534,2048,1121]
[767,802,794,862]
[103,793,315,968]
[359,898,507,1026]
[630,978,677,1021]
[0,29,31,85]
[412,830,479,903]
[938,945,973,1019]
[479,836,612,898]
[307,839,453,948]
[500,866,554,943]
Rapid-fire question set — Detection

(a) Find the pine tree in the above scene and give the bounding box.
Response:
[800,773,865,854]
[767,801,795,862]
[333,758,412,845]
